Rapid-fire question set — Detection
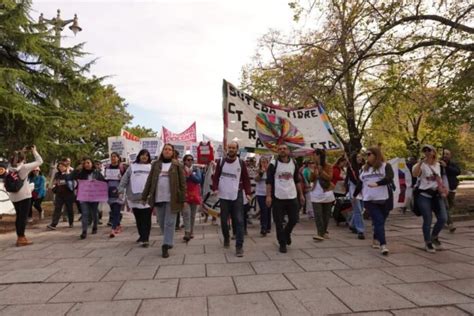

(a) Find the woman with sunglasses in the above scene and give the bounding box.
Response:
[355,147,394,255]
[412,144,447,253]
[182,154,202,243]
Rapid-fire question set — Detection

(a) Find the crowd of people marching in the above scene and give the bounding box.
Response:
[0,142,461,258]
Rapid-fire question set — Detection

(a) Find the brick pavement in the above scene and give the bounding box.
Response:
[0,212,472,315]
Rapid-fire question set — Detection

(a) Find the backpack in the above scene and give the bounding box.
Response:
[5,171,24,193]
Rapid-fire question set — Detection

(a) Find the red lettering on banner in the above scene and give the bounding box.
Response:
[121,130,140,142]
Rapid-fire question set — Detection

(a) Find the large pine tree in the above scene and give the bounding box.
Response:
[0,0,132,163]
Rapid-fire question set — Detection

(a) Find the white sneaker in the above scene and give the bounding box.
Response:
[372,240,380,249]
[313,235,324,241]
[425,243,436,253]
[381,245,389,256]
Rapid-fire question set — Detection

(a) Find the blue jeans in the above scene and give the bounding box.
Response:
[80,202,99,235]
[109,203,122,230]
[350,199,365,233]
[417,194,447,243]
[257,195,272,232]
[155,202,177,246]
[365,201,389,246]
[220,191,244,248]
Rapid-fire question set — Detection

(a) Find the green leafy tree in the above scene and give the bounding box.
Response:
[124,125,158,138]
[243,0,472,155]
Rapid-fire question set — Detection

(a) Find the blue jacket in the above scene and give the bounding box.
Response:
[30,175,46,199]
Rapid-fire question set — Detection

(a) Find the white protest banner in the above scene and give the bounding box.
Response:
[170,142,187,159]
[108,136,141,162]
[222,80,341,152]
[108,137,126,157]
[203,134,224,159]
[189,143,199,158]
[388,158,413,209]
[140,137,163,160]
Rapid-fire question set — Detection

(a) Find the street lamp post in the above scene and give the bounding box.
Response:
[39,9,82,47]
[39,10,82,108]
[38,9,83,194]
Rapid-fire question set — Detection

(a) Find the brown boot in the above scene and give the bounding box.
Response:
[16,236,33,247]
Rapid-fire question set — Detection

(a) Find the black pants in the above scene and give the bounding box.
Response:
[272,197,299,246]
[175,211,181,229]
[52,194,75,226]
[244,203,250,232]
[28,198,43,218]
[133,208,152,242]
[75,199,81,214]
[13,198,31,237]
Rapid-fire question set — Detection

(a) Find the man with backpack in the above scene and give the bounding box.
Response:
[266,144,305,253]
[212,142,252,257]
[5,146,43,246]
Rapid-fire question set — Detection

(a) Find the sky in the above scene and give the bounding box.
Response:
[32,0,299,141]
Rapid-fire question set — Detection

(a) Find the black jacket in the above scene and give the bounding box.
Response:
[442,161,461,191]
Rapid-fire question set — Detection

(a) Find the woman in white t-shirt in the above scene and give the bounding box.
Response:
[142,144,186,258]
[118,149,152,247]
[355,146,394,256]
[8,146,43,247]
[412,144,447,253]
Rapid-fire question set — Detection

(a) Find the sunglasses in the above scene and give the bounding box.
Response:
[422,148,432,153]
[366,152,373,156]
[185,158,193,162]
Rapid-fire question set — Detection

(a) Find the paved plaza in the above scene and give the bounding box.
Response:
[0,211,473,315]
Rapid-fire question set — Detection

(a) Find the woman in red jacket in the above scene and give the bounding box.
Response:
[332,156,347,197]
[182,154,202,242]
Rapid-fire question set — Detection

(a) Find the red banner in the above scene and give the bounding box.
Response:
[162,122,197,143]
[121,130,140,142]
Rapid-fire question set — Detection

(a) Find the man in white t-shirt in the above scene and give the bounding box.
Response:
[266,144,305,253]
[212,142,252,257]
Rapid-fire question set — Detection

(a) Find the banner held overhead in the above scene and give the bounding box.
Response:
[162,122,197,144]
[222,80,341,152]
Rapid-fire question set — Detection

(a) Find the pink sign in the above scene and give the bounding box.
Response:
[76,180,109,202]
[162,122,197,143]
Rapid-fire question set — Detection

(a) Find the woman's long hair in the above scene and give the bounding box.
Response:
[110,152,121,165]
[159,143,175,161]
[258,156,269,170]
[314,148,326,166]
[363,147,385,171]
[81,157,96,171]
[134,149,152,164]
[9,151,25,168]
